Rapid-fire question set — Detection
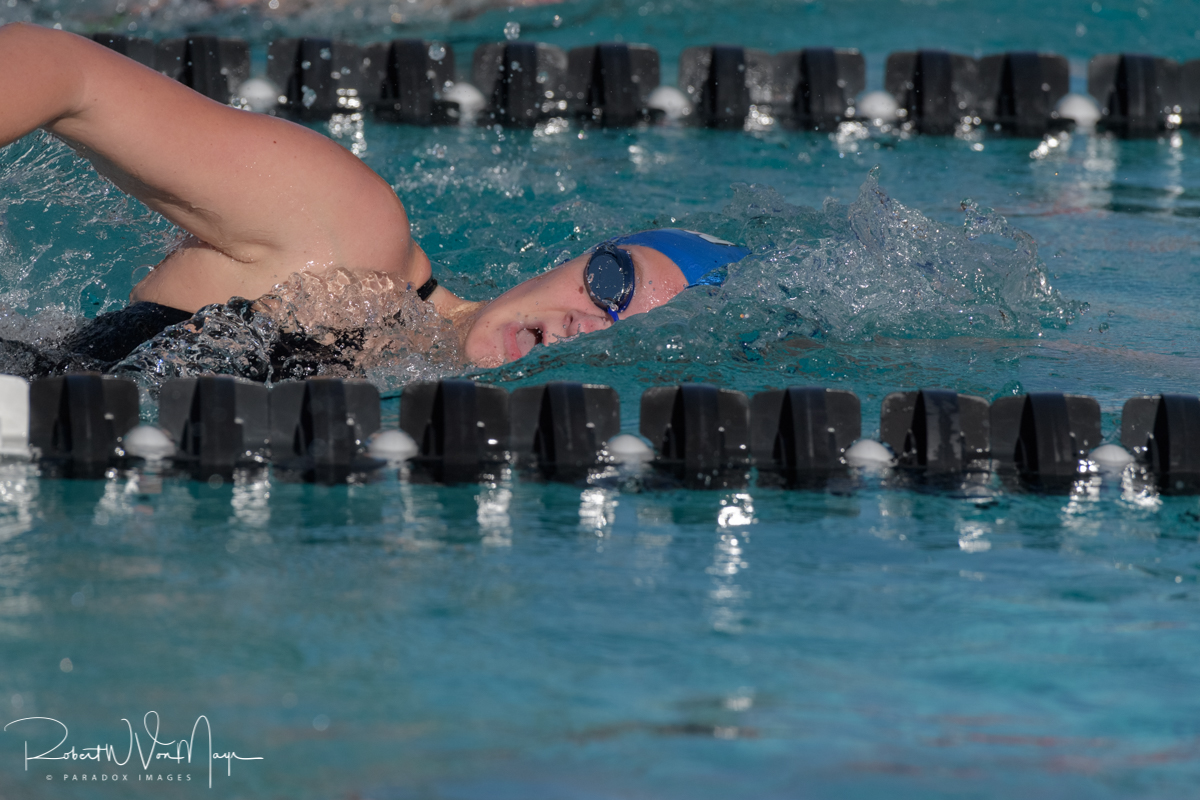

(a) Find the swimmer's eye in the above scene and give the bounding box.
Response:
[584,243,636,322]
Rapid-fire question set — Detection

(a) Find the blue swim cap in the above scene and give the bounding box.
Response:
[612,228,750,286]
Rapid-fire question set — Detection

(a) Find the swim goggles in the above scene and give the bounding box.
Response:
[584,242,636,322]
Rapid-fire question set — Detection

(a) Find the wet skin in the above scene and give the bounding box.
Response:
[459,245,689,368]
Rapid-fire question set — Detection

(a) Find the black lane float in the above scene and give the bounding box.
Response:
[368,39,458,125]
[774,48,865,131]
[1088,53,1182,138]
[990,392,1102,489]
[269,377,382,483]
[29,372,140,479]
[86,31,1200,137]
[1121,394,1200,494]
[510,381,620,480]
[679,44,767,129]
[399,378,510,483]
[567,42,662,126]
[472,41,568,127]
[879,388,990,474]
[267,37,371,120]
[750,386,860,486]
[977,51,1071,137]
[640,383,751,489]
[884,50,981,135]
[158,375,269,481]
[10,373,1200,495]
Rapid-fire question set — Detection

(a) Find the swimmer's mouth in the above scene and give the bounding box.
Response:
[508,323,546,360]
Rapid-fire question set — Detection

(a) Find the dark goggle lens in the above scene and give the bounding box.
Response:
[585,248,634,313]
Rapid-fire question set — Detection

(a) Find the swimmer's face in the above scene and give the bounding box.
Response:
[463,245,688,367]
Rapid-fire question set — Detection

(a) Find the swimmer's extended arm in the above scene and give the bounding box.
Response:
[0,23,432,310]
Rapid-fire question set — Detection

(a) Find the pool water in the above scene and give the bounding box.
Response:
[3,0,1200,797]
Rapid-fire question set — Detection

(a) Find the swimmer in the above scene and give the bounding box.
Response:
[0,24,749,373]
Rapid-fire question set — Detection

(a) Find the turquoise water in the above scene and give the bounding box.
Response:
[2,0,1200,797]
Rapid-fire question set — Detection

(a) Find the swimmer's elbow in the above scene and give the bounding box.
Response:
[0,22,69,52]
[0,23,89,138]
[0,23,41,60]
[0,21,32,38]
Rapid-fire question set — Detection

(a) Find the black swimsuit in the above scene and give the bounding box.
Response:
[0,277,440,381]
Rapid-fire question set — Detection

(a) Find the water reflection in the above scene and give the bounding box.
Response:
[1058,133,1200,216]
[871,493,916,542]
[627,494,673,584]
[1056,476,1107,547]
[394,479,449,544]
[1120,468,1163,511]
[93,473,137,527]
[632,529,672,588]
[578,487,616,536]
[1163,133,1185,208]
[476,482,512,546]
[708,531,749,634]
[230,472,271,530]
[1082,135,1119,210]
[0,462,36,543]
[709,492,754,634]
[717,492,755,529]
[956,520,992,553]
[1029,131,1069,161]
[327,112,367,157]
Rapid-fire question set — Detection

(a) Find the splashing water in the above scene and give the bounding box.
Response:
[480,168,1085,383]
[727,167,1083,342]
[0,132,178,319]
[111,268,466,395]
[0,156,1082,396]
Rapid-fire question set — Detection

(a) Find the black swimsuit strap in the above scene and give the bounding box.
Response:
[416,276,438,302]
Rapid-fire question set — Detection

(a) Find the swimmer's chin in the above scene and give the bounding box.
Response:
[434,295,509,367]
[434,294,553,368]
[462,319,535,368]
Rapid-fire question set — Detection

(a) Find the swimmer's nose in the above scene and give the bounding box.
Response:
[545,312,609,344]
[572,312,612,336]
